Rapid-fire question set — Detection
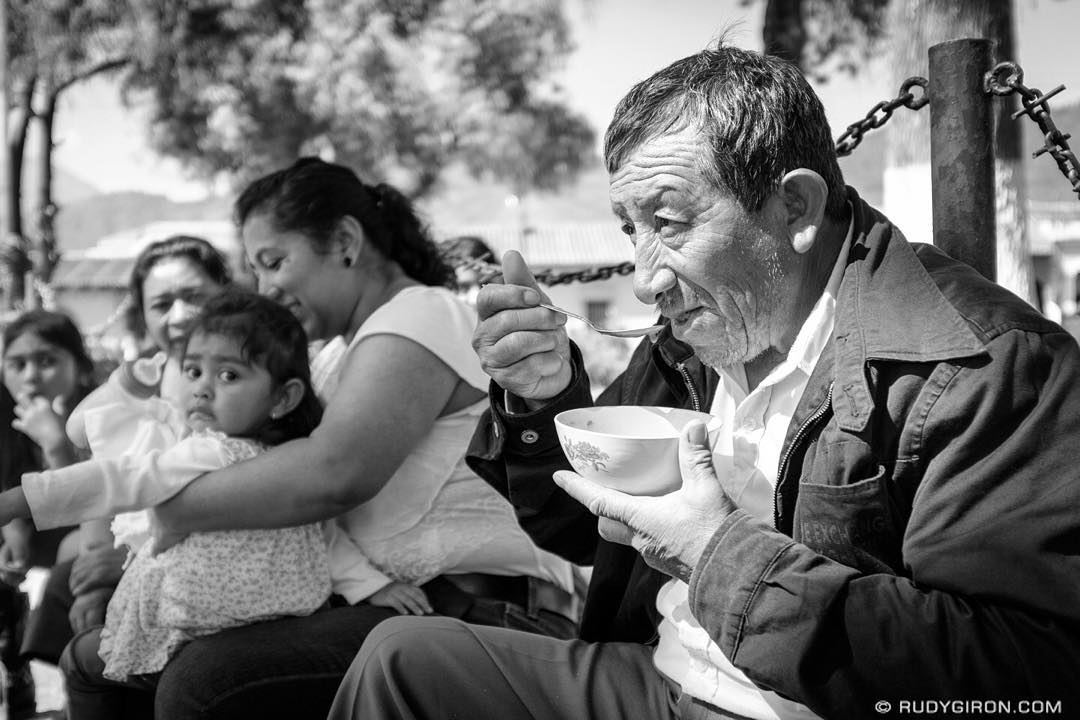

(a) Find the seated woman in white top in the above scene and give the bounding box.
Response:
[62,157,577,720]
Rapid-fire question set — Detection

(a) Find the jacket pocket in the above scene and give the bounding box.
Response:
[796,449,903,574]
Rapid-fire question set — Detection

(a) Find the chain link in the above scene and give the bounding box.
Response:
[835,76,929,157]
[984,61,1080,199]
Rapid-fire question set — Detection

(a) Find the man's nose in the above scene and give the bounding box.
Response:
[633,254,677,305]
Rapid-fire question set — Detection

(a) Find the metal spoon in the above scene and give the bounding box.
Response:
[538,302,665,339]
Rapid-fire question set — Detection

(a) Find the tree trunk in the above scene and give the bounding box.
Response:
[32,78,59,284]
[762,0,806,71]
[6,75,35,239]
[883,0,1033,305]
[0,75,36,309]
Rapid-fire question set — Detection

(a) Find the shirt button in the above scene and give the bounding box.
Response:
[521,429,540,444]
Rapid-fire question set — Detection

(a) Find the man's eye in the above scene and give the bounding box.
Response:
[261,257,282,271]
[654,216,672,231]
[619,222,635,237]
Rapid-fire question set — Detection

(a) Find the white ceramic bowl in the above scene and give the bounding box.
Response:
[554,406,721,496]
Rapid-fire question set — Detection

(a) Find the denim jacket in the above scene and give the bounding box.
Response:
[467,189,1080,716]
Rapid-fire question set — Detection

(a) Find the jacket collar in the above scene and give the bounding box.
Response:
[831,187,987,432]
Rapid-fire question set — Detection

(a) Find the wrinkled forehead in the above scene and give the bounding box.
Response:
[608,126,718,207]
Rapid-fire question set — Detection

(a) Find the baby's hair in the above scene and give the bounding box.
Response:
[185,290,322,445]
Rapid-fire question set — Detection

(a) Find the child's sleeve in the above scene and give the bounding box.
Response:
[21,435,231,530]
[66,354,167,452]
[325,520,394,604]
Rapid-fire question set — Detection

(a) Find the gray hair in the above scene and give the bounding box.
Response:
[603,43,847,220]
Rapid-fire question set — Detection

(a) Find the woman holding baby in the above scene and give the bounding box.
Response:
[54,158,576,720]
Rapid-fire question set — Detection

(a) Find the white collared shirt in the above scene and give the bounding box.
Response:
[653,217,854,720]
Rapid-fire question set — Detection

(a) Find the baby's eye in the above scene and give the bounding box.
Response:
[218,369,238,382]
[183,366,201,380]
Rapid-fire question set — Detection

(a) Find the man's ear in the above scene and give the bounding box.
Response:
[334,215,367,267]
[270,378,306,420]
[779,169,828,255]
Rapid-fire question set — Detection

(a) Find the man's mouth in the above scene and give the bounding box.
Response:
[665,307,702,325]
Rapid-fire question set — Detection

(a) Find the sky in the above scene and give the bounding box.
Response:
[51,0,1080,202]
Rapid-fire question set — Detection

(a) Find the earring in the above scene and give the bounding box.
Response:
[270,410,280,420]
[344,257,352,267]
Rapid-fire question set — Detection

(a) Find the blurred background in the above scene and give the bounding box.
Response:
[1,0,1079,382]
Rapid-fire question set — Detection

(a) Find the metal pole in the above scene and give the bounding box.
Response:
[929,38,997,282]
[0,0,9,312]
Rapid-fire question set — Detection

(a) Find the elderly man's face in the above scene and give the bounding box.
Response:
[610,127,797,369]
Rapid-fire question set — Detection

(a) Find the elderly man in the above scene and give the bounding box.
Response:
[328,44,1080,719]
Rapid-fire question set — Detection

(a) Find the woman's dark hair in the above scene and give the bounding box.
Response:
[1,310,97,489]
[0,385,37,490]
[234,157,455,288]
[126,235,233,338]
[184,290,322,445]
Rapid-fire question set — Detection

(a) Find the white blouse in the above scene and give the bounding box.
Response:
[315,286,573,602]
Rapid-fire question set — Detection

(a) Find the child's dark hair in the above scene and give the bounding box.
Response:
[184,290,322,445]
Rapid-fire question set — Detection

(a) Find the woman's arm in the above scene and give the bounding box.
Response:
[156,333,463,532]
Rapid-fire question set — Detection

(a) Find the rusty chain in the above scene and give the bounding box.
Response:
[835,76,929,157]
[984,61,1080,199]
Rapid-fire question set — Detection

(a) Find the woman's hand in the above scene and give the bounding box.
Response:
[69,587,112,633]
[368,581,433,615]
[69,545,127,596]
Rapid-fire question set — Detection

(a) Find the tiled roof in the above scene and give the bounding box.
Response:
[51,256,134,290]
[82,220,239,259]
[437,223,631,267]
[52,220,242,290]
[52,222,631,290]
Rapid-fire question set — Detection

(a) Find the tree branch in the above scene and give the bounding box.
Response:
[53,57,130,96]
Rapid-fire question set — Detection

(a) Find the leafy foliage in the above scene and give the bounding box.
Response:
[120,0,595,196]
[743,0,890,80]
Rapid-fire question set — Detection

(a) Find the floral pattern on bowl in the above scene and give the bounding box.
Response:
[561,438,610,473]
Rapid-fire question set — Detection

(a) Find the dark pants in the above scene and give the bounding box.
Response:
[61,576,577,720]
[21,557,76,665]
[329,616,747,720]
